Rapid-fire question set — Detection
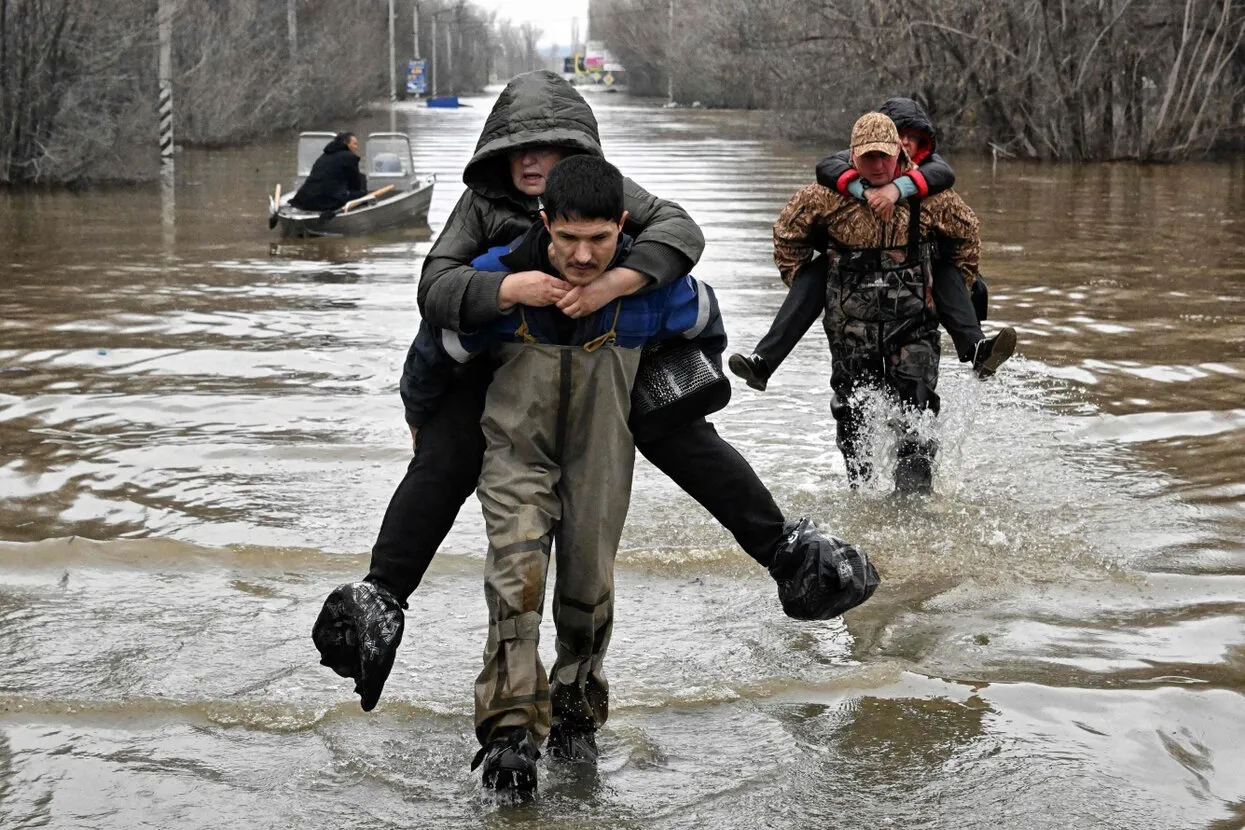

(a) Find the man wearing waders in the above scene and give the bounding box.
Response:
[435,156,726,792]
[730,97,1014,392]
[313,71,858,716]
[772,112,982,494]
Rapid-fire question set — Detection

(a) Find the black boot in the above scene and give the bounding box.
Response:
[471,728,540,794]
[547,720,599,765]
[728,353,771,391]
[768,517,882,619]
[832,392,871,487]
[894,439,935,496]
[845,457,873,489]
[972,327,1017,379]
[311,580,406,712]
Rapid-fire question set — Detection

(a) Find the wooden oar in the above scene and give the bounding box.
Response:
[320,184,396,220]
[267,183,282,229]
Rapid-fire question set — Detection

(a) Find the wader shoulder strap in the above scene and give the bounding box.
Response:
[906,197,923,258]
[515,307,539,344]
[583,302,623,353]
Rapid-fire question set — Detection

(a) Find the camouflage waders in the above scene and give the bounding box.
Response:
[474,341,641,748]
[824,200,941,492]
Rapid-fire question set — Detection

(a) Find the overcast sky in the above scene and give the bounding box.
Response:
[472,0,591,48]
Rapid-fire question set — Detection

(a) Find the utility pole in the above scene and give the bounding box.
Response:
[158,0,174,171]
[431,15,438,96]
[157,0,175,247]
[571,16,579,56]
[413,2,420,60]
[287,0,297,56]
[666,0,675,105]
[388,0,397,103]
[444,11,453,95]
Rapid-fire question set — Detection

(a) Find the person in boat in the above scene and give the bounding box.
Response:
[769,111,983,495]
[288,131,369,212]
[310,70,876,746]
[728,97,1016,392]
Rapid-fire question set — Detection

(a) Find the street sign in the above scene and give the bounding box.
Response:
[585,40,605,70]
[405,59,428,95]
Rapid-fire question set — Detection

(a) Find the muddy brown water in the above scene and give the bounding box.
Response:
[2,91,1244,829]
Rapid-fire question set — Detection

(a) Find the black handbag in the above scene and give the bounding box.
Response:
[629,340,732,442]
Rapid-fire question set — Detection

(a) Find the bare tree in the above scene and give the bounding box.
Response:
[0,0,155,184]
[0,0,535,185]
[590,0,1245,159]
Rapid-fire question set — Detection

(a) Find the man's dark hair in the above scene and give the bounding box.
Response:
[542,155,624,223]
[334,131,357,145]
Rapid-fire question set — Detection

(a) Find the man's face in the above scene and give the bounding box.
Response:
[345,135,360,156]
[509,147,564,196]
[542,210,628,286]
[855,150,900,186]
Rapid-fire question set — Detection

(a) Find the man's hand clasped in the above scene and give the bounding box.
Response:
[558,266,648,318]
[498,267,648,318]
[497,270,569,311]
[865,182,901,222]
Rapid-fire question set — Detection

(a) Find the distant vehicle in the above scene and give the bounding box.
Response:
[269,132,435,238]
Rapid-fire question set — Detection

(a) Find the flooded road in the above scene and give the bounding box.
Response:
[2,91,1244,829]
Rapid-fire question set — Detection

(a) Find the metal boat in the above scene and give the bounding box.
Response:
[270,132,435,238]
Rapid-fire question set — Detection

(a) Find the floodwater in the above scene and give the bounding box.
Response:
[2,90,1244,829]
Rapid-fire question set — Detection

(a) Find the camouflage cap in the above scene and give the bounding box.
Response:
[850,112,901,157]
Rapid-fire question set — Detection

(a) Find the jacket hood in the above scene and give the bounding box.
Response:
[464,70,604,204]
[322,138,353,154]
[879,97,937,153]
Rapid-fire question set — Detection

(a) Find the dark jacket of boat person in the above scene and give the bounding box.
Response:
[289,132,368,212]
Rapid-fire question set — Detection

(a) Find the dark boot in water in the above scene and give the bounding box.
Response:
[972,326,1017,379]
[472,728,540,794]
[894,439,935,496]
[728,353,771,391]
[547,721,599,765]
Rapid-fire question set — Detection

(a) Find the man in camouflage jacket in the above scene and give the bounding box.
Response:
[772,112,981,494]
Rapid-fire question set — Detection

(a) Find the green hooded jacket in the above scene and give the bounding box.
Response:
[417,70,706,333]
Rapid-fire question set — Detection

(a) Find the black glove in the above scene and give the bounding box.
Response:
[768,518,881,620]
[312,580,406,711]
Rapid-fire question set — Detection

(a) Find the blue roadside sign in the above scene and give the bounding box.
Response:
[406,60,428,96]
